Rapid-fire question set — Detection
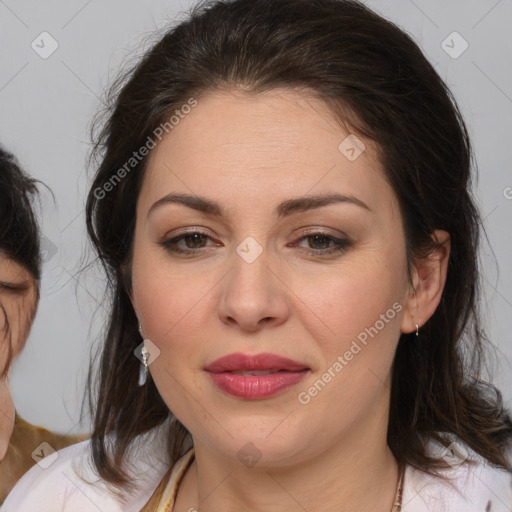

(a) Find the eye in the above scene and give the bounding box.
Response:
[159,229,351,257]
[160,230,219,255]
[0,281,31,294]
[293,232,351,255]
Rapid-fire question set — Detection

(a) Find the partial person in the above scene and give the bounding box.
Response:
[0,147,84,503]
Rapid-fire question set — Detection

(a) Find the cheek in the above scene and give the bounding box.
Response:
[292,256,405,349]
[131,251,214,354]
[0,294,36,365]
[131,259,215,420]
[292,269,404,426]
[134,274,192,341]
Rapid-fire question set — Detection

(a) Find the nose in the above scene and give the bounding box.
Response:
[218,248,290,332]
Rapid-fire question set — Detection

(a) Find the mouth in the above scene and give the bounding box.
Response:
[205,353,310,400]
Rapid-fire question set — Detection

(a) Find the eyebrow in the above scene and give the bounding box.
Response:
[147,192,372,219]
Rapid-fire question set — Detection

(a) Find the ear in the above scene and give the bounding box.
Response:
[400,229,451,335]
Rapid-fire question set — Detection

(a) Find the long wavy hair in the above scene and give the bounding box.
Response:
[85,0,512,487]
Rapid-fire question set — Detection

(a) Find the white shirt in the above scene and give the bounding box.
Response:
[3,430,512,511]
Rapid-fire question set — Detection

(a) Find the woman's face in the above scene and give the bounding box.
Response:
[130,88,417,465]
[0,255,37,374]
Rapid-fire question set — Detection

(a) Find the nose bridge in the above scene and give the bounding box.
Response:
[218,239,289,330]
[231,246,270,297]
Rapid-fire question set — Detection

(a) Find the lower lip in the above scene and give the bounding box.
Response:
[208,370,309,399]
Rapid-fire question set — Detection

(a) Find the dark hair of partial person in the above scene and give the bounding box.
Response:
[85,0,512,490]
[0,146,41,377]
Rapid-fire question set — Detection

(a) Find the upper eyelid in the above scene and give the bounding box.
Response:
[165,229,217,242]
[292,233,349,248]
[164,224,347,236]
[165,228,346,240]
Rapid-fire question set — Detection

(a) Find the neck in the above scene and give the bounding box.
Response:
[0,378,15,462]
[176,397,399,512]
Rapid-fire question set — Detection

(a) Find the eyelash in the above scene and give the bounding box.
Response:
[0,282,28,294]
[160,230,351,256]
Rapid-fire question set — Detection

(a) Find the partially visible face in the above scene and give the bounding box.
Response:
[0,254,38,374]
[130,88,412,466]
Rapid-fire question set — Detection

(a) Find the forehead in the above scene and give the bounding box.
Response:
[140,88,396,218]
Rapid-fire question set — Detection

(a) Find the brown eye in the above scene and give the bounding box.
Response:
[293,232,351,255]
[306,234,334,250]
[182,233,209,249]
[160,230,219,255]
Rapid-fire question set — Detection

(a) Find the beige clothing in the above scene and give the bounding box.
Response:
[140,447,195,511]
[0,414,85,504]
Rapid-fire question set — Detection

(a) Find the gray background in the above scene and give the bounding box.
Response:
[0,0,511,436]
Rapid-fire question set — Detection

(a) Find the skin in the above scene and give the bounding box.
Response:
[0,255,38,461]
[130,88,450,512]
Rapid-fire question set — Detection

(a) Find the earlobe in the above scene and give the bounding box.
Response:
[400,229,451,335]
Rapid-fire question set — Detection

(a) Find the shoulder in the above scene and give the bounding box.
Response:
[1,415,84,505]
[12,414,86,451]
[2,429,171,512]
[402,436,512,512]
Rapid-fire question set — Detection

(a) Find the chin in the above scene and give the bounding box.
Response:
[206,427,310,467]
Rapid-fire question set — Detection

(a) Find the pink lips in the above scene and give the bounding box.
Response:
[205,352,309,400]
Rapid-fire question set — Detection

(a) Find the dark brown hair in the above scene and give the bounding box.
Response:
[0,146,41,376]
[85,0,512,487]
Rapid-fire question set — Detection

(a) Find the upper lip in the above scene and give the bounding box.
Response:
[205,352,309,373]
